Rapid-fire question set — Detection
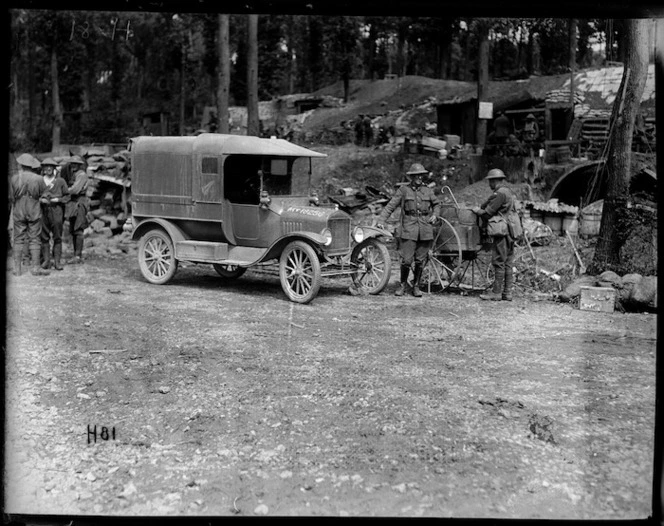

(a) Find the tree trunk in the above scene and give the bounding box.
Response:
[569,19,577,106]
[368,23,377,80]
[217,14,230,134]
[27,28,36,136]
[50,46,63,150]
[246,14,260,137]
[589,18,652,274]
[476,23,490,146]
[179,40,186,136]
[287,16,296,93]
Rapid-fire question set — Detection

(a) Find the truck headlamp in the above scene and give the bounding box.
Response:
[352,227,364,243]
[321,228,333,246]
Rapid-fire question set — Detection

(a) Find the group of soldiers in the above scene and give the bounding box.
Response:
[485,112,543,157]
[9,153,90,276]
[377,163,518,301]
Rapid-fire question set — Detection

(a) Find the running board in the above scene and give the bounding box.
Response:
[176,241,267,266]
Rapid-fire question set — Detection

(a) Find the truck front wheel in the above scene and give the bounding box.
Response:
[350,238,392,294]
[138,229,178,284]
[279,241,322,304]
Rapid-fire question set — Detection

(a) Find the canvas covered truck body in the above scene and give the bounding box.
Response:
[130,133,392,303]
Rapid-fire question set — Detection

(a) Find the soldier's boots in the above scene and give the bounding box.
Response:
[30,248,50,276]
[67,235,85,264]
[53,243,63,271]
[503,269,514,301]
[394,283,406,296]
[12,244,23,276]
[412,263,423,297]
[480,269,504,301]
[40,243,52,269]
[395,265,411,296]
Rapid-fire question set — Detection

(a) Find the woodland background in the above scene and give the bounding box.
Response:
[9,13,639,151]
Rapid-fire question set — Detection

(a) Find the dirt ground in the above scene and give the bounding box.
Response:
[4,242,656,519]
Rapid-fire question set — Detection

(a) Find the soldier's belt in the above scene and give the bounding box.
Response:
[404,211,428,216]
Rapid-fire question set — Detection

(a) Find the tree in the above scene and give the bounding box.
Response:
[217,14,230,133]
[246,14,259,136]
[588,18,653,274]
[475,19,490,146]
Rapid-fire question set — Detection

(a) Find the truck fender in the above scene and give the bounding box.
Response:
[131,218,187,246]
[260,232,327,263]
[357,225,394,241]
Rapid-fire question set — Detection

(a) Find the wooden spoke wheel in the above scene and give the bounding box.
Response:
[350,238,392,295]
[138,229,178,285]
[279,241,322,304]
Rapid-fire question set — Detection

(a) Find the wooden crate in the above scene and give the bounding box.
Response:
[579,286,615,313]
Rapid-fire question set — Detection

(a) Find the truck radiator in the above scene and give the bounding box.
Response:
[327,217,351,252]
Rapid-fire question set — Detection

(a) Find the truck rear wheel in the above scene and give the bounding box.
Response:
[138,229,178,284]
[279,241,321,304]
[350,238,392,294]
[213,264,246,279]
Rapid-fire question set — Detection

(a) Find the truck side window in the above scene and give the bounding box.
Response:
[224,155,261,205]
[199,157,222,202]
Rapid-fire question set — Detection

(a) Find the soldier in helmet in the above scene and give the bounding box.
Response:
[39,157,69,270]
[472,168,517,301]
[64,155,90,264]
[376,163,440,297]
[9,153,50,276]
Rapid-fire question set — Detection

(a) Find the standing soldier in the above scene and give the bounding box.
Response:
[10,153,50,276]
[354,115,364,146]
[376,163,440,297]
[472,168,518,301]
[39,158,69,270]
[64,156,90,264]
[363,115,373,147]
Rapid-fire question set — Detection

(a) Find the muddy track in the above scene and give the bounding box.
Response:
[4,252,656,518]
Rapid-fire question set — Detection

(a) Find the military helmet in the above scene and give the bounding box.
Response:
[41,157,58,167]
[16,153,41,169]
[526,113,536,120]
[486,168,506,180]
[69,155,85,164]
[406,163,428,176]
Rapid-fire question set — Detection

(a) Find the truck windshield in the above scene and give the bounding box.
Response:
[262,157,311,196]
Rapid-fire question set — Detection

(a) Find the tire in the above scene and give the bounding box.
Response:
[350,238,392,294]
[279,241,322,304]
[138,229,178,285]
[213,264,246,279]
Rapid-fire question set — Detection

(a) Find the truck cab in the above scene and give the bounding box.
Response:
[130,133,392,303]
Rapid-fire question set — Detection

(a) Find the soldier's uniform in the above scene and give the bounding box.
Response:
[377,163,440,297]
[40,158,69,270]
[473,168,517,301]
[64,156,90,264]
[10,154,50,276]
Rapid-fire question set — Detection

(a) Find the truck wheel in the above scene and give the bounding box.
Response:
[350,238,392,294]
[279,241,321,304]
[138,229,178,285]
[213,264,246,279]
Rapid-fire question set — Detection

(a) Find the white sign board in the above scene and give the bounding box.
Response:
[479,102,494,120]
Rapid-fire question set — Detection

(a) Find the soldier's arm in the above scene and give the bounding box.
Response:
[482,191,507,217]
[377,188,403,223]
[68,172,88,195]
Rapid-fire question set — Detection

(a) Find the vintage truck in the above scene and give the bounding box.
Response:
[129,133,393,303]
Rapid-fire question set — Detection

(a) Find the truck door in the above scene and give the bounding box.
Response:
[223,155,262,244]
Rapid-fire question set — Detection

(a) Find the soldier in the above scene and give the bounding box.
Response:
[363,115,373,147]
[64,156,90,264]
[472,168,517,301]
[376,163,440,297]
[39,158,69,270]
[9,153,50,276]
[354,115,364,146]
